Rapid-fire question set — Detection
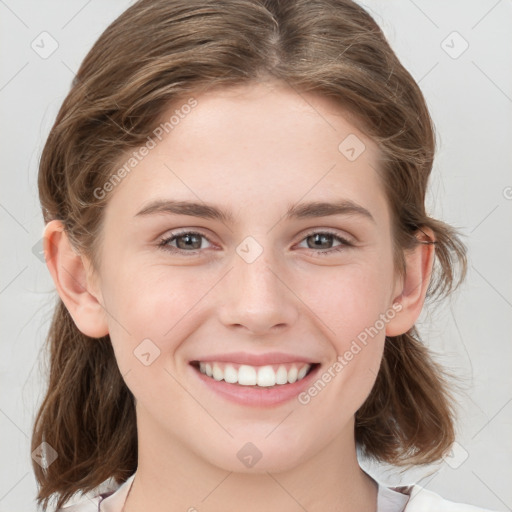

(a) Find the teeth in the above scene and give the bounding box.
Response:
[224,364,238,384]
[297,365,309,380]
[238,365,257,385]
[212,363,223,381]
[276,365,288,385]
[197,362,312,387]
[257,365,275,387]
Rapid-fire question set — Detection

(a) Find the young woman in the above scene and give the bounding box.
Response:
[32,0,496,511]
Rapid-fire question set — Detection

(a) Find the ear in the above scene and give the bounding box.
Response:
[385,227,435,336]
[43,220,109,338]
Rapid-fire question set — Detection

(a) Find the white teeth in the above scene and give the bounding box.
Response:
[288,366,298,383]
[212,363,223,381]
[224,364,238,384]
[297,365,309,380]
[197,362,313,387]
[257,366,276,387]
[275,365,288,385]
[238,365,257,385]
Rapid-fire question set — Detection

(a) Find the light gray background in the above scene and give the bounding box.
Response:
[1,1,511,511]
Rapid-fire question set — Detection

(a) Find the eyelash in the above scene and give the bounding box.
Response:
[157,229,354,257]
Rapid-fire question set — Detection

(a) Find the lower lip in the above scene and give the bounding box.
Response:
[190,363,321,407]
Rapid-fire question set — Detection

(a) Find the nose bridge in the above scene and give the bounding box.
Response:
[217,241,299,334]
[236,249,280,298]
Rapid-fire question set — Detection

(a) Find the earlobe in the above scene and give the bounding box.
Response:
[43,220,109,338]
[385,228,436,337]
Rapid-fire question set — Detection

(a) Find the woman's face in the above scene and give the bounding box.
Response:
[89,82,403,472]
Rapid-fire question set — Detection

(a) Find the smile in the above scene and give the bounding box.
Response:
[192,361,315,387]
[189,358,321,407]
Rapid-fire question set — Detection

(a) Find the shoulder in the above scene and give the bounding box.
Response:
[403,484,498,512]
[55,477,122,511]
[56,494,103,511]
[56,474,134,512]
[55,477,498,512]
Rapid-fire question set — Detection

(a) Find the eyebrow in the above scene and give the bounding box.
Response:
[135,199,375,224]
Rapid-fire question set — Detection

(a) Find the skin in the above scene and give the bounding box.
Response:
[44,81,434,512]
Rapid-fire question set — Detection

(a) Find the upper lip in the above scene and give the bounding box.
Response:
[190,352,319,366]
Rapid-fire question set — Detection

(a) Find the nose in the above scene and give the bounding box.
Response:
[217,249,299,336]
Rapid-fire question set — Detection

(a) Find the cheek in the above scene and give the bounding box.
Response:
[101,269,201,410]
[301,260,395,347]
[99,262,191,369]
[294,261,393,408]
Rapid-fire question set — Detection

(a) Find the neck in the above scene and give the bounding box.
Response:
[124,411,378,512]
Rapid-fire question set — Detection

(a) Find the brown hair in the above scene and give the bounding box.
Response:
[33,0,467,509]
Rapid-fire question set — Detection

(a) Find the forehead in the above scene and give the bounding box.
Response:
[160,82,377,162]
[103,82,388,224]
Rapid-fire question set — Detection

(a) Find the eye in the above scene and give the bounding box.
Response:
[158,231,213,253]
[157,229,354,256]
[296,230,354,256]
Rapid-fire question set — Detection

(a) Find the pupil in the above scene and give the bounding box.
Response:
[178,234,200,250]
[311,233,331,249]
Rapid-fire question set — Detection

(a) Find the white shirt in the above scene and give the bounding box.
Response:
[57,471,496,512]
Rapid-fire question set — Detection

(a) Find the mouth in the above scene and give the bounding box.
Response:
[190,360,319,388]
